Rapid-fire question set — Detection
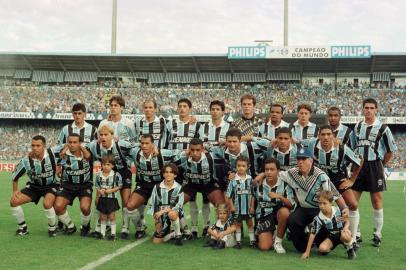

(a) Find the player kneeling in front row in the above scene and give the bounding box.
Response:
[227,156,256,249]
[95,155,123,240]
[253,158,294,253]
[150,163,184,245]
[205,204,236,249]
[301,190,355,260]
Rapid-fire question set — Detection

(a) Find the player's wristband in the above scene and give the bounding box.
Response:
[340,205,349,211]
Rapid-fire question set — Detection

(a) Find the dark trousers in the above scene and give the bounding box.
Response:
[287,206,319,252]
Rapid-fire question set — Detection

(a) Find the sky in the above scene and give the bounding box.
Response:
[0,0,405,54]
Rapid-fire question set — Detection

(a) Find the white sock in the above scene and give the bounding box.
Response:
[94,209,101,232]
[202,203,211,227]
[275,236,283,244]
[173,218,181,236]
[248,227,255,242]
[59,211,74,228]
[44,207,56,229]
[373,208,384,238]
[111,222,116,236]
[128,209,140,229]
[349,209,360,243]
[189,201,198,230]
[122,207,129,231]
[100,221,107,237]
[136,205,146,231]
[180,216,189,232]
[11,206,26,227]
[80,212,91,227]
[236,230,242,242]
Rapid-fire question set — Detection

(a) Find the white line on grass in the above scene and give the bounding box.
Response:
[77,237,150,270]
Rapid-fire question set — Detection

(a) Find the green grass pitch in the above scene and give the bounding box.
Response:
[1,172,406,270]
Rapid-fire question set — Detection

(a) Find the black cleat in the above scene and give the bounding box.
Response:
[120,231,129,240]
[135,230,146,240]
[203,239,217,247]
[202,226,209,238]
[48,229,57,237]
[234,242,242,249]
[249,240,257,248]
[80,224,91,237]
[372,234,381,247]
[175,235,183,246]
[15,226,29,236]
[191,231,198,239]
[356,235,363,243]
[353,242,360,252]
[108,234,117,241]
[91,231,101,238]
[95,233,104,240]
[57,221,65,232]
[64,225,77,235]
[347,248,357,260]
[214,240,226,249]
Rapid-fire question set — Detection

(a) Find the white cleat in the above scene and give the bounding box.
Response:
[274,241,286,254]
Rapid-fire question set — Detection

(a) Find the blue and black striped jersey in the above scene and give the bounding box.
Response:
[226,174,254,216]
[290,121,319,140]
[134,115,168,149]
[210,218,234,232]
[149,181,184,214]
[265,143,301,171]
[332,123,353,148]
[95,171,122,198]
[310,206,345,236]
[12,148,59,186]
[258,120,290,140]
[87,140,132,171]
[58,150,93,184]
[175,152,217,185]
[352,119,397,161]
[58,122,97,145]
[198,120,231,149]
[166,119,201,150]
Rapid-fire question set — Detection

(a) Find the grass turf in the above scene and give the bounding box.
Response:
[1,172,405,270]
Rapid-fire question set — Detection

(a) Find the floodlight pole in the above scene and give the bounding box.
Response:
[111,0,117,54]
[283,0,288,46]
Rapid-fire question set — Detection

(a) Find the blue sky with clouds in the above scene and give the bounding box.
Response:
[0,0,404,54]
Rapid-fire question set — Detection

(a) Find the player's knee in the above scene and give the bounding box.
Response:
[10,197,19,207]
[80,206,91,216]
[258,240,272,251]
[277,207,290,220]
[348,201,358,211]
[43,200,54,209]
[318,243,330,253]
[168,210,179,220]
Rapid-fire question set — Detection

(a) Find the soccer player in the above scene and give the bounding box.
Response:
[205,204,237,249]
[265,127,301,171]
[176,138,225,235]
[258,104,290,140]
[302,125,362,249]
[10,135,59,236]
[87,125,133,239]
[351,98,397,247]
[126,134,180,238]
[327,107,353,147]
[95,154,123,240]
[280,147,349,252]
[99,95,136,144]
[301,191,354,260]
[58,103,97,145]
[252,158,294,253]
[232,94,263,137]
[227,156,255,249]
[290,104,319,140]
[150,163,184,245]
[53,134,93,236]
[198,100,231,236]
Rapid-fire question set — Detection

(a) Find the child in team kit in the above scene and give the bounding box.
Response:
[205,204,237,249]
[95,154,123,240]
[149,163,185,245]
[301,190,355,260]
[226,156,256,249]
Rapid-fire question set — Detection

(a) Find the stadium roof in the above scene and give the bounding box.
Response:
[0,52,406,73]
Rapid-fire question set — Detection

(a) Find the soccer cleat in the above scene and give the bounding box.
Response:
[107,234,117,241]
[15,226,29,236]
[182,231,193,241]
[234,241,242,249]
[249,240,257,249]
[174,235,183,246]
[214,240,226,249]
[120,231,129,240]
[353,242,360,252]
[203,239,217,247]
[356,235,363,243]
[56,221,65,232]
[274,242,286,254]
[372,234,381,247]
[91,231,101,238]
[134,230,146,240]
[80,224,91,237]
[202,226,209,238]
[191,231,198,239]
[64,225,77,235]
[48,229,57,237]
[95,233,104,240]
[347,248,357,260]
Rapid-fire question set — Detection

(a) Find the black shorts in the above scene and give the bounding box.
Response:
[58,182,93,205]
[133,182,155,201]
[314,228,343,250]
[21,183,58,204]
[97,197,120,215]
[117,168,132,189]
[217,178,229,192]
[255,215,276,235]
[153,213,171,239]
[329,173,350,194]
[183,182,221,199]
[353,160,386,192]
[232,214,252,223]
